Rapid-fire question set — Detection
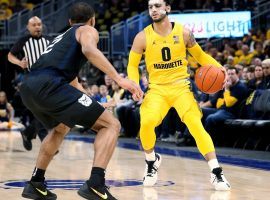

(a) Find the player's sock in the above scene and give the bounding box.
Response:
[145,151,156,161]
[88,167,105,188]
[30,167,45,182]
[208,159,220,171]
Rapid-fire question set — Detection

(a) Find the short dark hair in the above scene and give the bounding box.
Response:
[148,0,172,6]
[164,0,172,5]
[68,2,95,23]
[228,66,239,74]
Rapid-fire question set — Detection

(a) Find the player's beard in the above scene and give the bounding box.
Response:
[152,13,167,23]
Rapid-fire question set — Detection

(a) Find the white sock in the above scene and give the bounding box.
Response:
[208,159,220,171]
[145,151,156,161]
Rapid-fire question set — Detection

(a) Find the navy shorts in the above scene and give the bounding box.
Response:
[20,72,105,130]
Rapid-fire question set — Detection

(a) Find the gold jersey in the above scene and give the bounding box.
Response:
[144,22,189,84]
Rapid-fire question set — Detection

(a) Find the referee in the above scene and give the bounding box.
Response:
[8,16,52,71]
[8,16,52,151]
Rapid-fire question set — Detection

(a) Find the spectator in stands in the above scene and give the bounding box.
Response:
[199,92,219,109]
[247,65,265,90]
[111,81,125,105]
[99,85,109,102]
[235,64,244,79]
[247,65,255,82]
[252,57,262,66]
[0,91,14,124]
[208,47,219,60]
[262,59,270,89]
[235,40,243,57]
[104,74,113,96]
[90,84,101,101]
[7,16,52,151]
[204,67,249,134]
[0,90,25,130]
[226,55,234,66]
[0,0,12,20]
[253,42,265,60]
[238,45,254,65]
[241,66,249,83]
[264,42,270,59]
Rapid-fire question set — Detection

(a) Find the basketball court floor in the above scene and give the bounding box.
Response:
[0,130,270,200]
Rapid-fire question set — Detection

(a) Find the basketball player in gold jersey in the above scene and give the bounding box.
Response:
[127,0,231,190]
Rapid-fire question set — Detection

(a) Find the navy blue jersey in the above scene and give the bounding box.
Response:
[220,81,249,115]
[31,25,87,82]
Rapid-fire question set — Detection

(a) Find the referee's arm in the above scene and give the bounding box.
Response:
[7,52,28,69]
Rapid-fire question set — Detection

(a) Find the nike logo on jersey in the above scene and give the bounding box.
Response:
[90,187,108,199]
[36,188,48,196]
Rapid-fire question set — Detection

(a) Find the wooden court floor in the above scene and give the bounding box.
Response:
[0,130,270,200]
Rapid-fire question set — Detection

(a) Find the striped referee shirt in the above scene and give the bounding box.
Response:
[10,35,52,70]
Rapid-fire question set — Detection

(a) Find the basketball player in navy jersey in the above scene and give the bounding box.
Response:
[20,2,143,200]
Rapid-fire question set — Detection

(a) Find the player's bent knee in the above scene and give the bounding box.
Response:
[141,116,159,128]
[109,117,121,134]
[54,123,70,136]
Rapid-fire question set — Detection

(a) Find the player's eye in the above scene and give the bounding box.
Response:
[154,4,162,8]
[148,4,162,9]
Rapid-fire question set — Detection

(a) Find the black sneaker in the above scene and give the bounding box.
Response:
[78,180,117,200]
[20,131,32,151]
[22,181,57,200]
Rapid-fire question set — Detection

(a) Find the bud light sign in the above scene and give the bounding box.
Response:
[169,11,251,38]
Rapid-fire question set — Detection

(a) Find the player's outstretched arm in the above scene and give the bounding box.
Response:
[184,28,222,68]
[127,31,146,85]
[77,25,143,100]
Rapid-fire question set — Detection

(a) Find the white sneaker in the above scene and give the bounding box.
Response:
[143,187,158,200]
[210,167,231,191]
[143,153,162,186]
[210,191,231,200]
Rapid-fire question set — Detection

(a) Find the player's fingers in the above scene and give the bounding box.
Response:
[132,93,139,101]
[135,86,144,99]
[133,88,142,101]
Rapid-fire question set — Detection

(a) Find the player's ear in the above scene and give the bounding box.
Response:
[69,19,73,26]
[90,17,95,27]
[166,5,171,14]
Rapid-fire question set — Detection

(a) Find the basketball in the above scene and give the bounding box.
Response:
[195,65,225,94]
